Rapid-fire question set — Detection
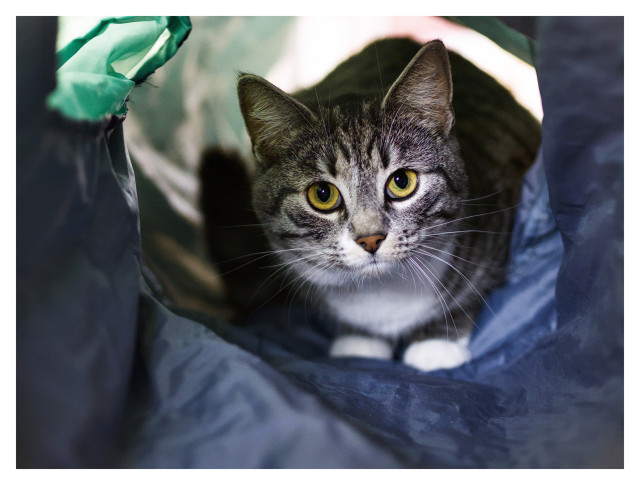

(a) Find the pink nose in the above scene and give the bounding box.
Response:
[356,234,386,254]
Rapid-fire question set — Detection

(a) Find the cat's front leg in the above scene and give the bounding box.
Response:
[330,334,394,360]
[402,337,471,372]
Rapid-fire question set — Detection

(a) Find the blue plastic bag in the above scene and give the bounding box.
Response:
[17,16,623,468]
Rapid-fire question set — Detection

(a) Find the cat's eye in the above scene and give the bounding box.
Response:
[307,182,342,212]
[386,169,418,199]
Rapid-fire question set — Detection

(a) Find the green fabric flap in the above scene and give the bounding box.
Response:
[446,16,536,66]
[47,16,191,122]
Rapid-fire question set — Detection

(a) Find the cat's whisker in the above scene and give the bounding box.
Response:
[411,256,462,339]
[314,88,333,154]
[302,270,323,323]
[213,246,315,277]
[327,88,332,134]
[420,204,519,234]
[280,96,335,165]
[208,222,271,229]
[284,259,334,323]
[278,256,322,292]
[403,257,420,293]
[416,255,481,333]
[415,248,496,318]
[260,251,323,270]
[426,228,512,238]
[400,258,419,294]
[423,233,477,250]
[408,256,455,341]
[415,243,497,269]
[382,94,410,148]
[459,188,506,203]
[214,246,311,267]
[373,42,389,147]
[245,250,326,311]
[458,201,502,207]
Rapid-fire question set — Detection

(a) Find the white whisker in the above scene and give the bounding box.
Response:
[416,243,496,269]
[416,255,480,332]
[420,204,518,234]
[408,256,454,341]
[415,248,496,318]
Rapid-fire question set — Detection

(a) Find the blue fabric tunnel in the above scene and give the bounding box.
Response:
[16,16,623,468]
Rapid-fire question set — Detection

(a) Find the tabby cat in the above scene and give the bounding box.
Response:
[200,38,540,371]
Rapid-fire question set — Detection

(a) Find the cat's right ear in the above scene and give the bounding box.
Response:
[237,74,317,165]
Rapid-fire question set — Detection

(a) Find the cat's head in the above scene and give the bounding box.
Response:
[237,40,468,287]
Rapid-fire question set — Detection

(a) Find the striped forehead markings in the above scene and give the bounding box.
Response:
[335,138,352,163]
[332,130,384,170]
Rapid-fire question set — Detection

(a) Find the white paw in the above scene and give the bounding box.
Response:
[330,335,393,360]
[403,338,471,372]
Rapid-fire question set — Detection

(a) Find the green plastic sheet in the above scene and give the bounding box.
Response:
[47,16,191,121]
[447,16,536,65]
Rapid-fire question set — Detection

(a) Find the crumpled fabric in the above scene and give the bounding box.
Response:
[47,16,191,121]
[17,16,622,468]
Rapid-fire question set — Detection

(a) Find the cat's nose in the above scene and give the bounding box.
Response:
[356,234,386,254]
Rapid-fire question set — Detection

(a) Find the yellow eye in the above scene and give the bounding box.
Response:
[386,169,418,199]
[307,182,342,211]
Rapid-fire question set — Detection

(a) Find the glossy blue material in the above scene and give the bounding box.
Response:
[17,16,622,468]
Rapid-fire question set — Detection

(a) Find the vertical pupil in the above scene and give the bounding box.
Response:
[394,171,409,189]
[316,184,331,202]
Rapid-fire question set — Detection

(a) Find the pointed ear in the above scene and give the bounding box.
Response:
[382,40,454,135]
[237,74,317,164]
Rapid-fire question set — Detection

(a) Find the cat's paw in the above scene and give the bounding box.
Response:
[403,338,471,372]
[330,335,393,360]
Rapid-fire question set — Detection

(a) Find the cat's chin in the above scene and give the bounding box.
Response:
[357,259,394,277]
[299,259,396,288]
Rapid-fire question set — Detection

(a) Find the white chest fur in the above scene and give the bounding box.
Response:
[323,276,443,337]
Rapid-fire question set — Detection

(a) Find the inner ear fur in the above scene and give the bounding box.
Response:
[237,74,317,164]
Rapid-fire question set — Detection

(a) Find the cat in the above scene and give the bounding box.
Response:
[200,38,540,371]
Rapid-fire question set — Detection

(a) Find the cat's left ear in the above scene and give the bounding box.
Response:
[382,40,454,136]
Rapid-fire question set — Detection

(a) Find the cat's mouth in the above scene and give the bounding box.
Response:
[292,248,401,287]
[355,255,394,276]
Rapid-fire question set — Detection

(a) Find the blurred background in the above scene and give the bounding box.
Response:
[53,15,543,318]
